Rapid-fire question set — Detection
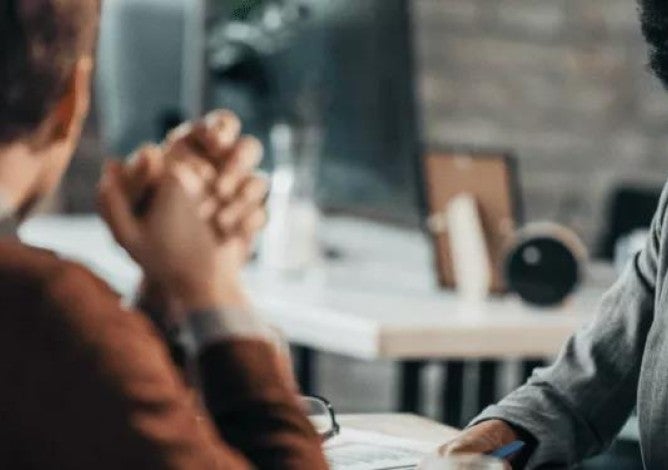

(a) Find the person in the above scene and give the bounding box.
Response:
[439,1,668,469]
[0,1,328,469]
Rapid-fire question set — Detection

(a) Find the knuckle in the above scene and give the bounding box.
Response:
[206,109,241,132]
[220,110,241,128]
[243,178,267,198]
[167,122,193,142]
[249,209,268,228]
[238,135,263,155]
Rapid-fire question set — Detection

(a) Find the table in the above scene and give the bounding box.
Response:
[246,218,613,425]
[18,215,616,427]
[338,414,459,446]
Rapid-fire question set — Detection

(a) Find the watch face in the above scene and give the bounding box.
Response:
[506,236,580,307]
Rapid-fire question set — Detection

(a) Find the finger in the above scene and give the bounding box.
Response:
[215,203,267,241]
[166,121,193,144]
[238,173,270,205]
[437,442,452,457]
[123,144,153,197]
[240,208,268,239]
[170,162,207,199]
[140,145,166,186]
[223,135,263,173]
[199,197,218,221]
[166,110,242,166]
[124,144,164,207]
[438,435,497,457]
[215,199,245,235]
[214,175,268,233]
[165,121,207,167]
[164,136,218,187]
[97,161,142,251]
[186,154,217,185]
[216,137,264,199]
[202,109,242,160]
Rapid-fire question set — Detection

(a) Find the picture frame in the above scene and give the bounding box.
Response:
[421,148,522,293]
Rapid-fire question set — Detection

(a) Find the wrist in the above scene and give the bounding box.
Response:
[138,277,170,310]
[174,275,249,313]
[475,419,520,448]
[137,277,184,332]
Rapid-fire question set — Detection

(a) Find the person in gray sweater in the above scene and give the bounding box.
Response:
[439,1,668,469]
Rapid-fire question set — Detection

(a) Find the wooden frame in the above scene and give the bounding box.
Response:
[421,149,522,293]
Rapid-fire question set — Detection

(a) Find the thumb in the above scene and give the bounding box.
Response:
[128,144,165,190]
[98,161,142,252]
[124,144,164,211]
[144,166,203,230]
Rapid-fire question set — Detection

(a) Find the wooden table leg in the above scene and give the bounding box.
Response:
[478,360,499,413]
[398,361,426,413]
[522,359,546,383]
[294,345,317,395]
[441,361,465,427]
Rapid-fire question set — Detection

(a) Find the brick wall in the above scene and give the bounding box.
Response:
[412,0,668,247]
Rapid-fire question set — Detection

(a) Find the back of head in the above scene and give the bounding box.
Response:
[0,0,100,144]
[640,0,668,89]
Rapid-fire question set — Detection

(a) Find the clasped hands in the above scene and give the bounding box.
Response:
[98,110,268,326]
[99,113,522,465]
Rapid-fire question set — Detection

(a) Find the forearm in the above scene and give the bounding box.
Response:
[135,279,189,370]
[471,254,656,468]
[196,338,327,469]
[135,276,257,367]
[472,377,597,468]
[161,303,322,469]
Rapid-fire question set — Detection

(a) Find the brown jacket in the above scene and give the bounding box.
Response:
[0,239,328,469]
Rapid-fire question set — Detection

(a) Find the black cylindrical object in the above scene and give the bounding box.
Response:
[504,223,587,307]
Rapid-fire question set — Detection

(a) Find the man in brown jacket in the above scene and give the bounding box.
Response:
[0,1,328,468]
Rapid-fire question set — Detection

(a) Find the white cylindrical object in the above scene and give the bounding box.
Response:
[446,193,492,302]
[259,124,321,274]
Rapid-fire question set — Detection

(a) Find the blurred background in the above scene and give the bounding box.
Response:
[67,0,668,251]
[51,1,668,467]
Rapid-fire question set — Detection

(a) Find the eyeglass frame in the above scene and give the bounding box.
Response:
[303,394,341,442]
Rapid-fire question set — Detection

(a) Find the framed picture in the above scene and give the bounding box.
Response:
[422,149,522,293]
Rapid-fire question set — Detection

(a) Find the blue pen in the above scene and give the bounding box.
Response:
[487,440,526,460]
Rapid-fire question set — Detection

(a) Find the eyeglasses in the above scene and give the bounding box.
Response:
[301,395,340,442]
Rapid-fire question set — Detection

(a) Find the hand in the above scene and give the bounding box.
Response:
[98,161,247,321]
[124,110,268,274]
[164,110,267,264]
[437,420,518,469]
[118,111,268,325]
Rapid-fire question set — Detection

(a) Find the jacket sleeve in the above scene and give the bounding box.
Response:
[471,185,668,468]
[0,255,325,469]
[198,340,329,470]
[134,274,324,468]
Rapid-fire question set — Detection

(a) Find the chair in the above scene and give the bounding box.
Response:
[596,185,663,260]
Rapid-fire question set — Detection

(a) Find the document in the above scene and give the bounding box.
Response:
[325,428,433,470]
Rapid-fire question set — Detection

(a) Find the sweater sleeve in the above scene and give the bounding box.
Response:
[469,183,668,468]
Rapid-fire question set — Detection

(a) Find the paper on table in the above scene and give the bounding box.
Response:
[324,428,434,470]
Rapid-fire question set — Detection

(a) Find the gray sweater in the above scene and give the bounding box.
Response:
[473,183,668,468]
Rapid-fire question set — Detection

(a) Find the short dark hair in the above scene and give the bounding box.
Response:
[640,0,668,88]
[0,0,100,143]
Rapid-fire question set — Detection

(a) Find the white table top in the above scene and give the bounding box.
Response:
[338,414,458,446]
[19,215,616,361]
[248,218,612,360]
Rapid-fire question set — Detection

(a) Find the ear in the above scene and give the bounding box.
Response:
[50,56,94,143]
